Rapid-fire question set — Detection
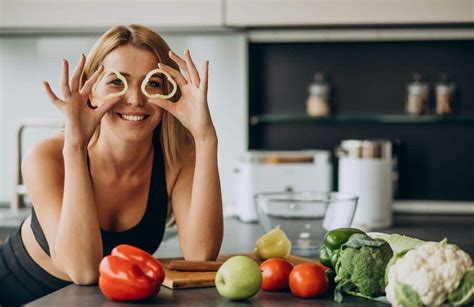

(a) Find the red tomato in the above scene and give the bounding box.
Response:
[289,263,328,298]
[259,258,293,291]
[317,262,330,272]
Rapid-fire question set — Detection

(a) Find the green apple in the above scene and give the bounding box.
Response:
[255,228,292,260]
[215,256,262,300]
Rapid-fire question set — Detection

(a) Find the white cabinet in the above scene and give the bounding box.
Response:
[472,0,474,21]
[225,0,474,26]
[3,0,473,31]
[0,0,222,31]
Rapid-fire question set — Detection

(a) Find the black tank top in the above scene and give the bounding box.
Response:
[30,132,168,256]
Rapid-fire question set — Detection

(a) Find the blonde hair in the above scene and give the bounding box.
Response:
[81,24,193,172]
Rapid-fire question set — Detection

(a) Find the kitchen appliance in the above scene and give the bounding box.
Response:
[235,150,332,222]
[337,140,393,230]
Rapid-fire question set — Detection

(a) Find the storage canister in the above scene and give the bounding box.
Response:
[337,140,393,230]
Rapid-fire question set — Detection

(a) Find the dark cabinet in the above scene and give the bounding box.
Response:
[249,37,474,200]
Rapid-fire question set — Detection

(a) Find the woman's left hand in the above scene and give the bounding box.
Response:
[149,49,216,142]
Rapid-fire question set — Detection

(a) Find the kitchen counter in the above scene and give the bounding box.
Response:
[27,215,474,306]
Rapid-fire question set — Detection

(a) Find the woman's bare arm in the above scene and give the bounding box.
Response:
[171,135,223,260]
[150,50,224,260]
[29,55,118,284]
[22,137,102,284]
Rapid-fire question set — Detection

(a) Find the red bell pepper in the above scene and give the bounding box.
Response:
[99,244,165,301]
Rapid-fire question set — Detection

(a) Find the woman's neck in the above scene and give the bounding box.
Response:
[88,130,154,179]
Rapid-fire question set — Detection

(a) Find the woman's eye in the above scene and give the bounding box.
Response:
[147,80,161,88]
[110,79,123,86]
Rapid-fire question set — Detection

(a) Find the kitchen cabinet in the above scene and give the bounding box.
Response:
[225,0,474,27]
[0,0,222,32]
[248,39,474,200]
[3,0,473,32]
[472,0,474,22]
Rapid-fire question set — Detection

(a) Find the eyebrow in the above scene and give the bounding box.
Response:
[114,72,135,78]
[114,72,162,80]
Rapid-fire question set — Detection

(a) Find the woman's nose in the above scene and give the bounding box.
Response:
[126,86,144,107]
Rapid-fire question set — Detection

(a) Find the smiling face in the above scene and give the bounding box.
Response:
[90,44,165,142]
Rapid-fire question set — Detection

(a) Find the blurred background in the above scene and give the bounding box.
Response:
[0,0,473,230]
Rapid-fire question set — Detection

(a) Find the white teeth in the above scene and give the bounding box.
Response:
[120,114,146,121]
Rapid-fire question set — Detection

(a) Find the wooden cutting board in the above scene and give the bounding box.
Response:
[158,253,318,289]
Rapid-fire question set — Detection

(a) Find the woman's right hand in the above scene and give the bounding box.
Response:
[43,54,119,150]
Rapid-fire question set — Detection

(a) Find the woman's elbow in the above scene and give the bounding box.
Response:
[184,253,217,262]
[69,269,99,285]
[183,245,221,261]
[51,254,100,285]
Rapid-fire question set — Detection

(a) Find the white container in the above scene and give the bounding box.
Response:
[337,140,393,230]
[235,150,333,222]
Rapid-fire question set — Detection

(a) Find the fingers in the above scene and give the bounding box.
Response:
[199,61,209,95]
[157,63,187,87]
[169,50,191,82]
[43,81,64,111]
[184,49,201,86]
[70,54,86,92]
[148,98,176,115]
[200,60,209,96]
[80,65,104,96]
[60,59,71,98]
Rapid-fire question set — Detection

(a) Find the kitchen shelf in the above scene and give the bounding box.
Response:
[250,114,474,125]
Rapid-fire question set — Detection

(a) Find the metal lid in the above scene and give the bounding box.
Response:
[337,139,392,159]
[308,73,330,97]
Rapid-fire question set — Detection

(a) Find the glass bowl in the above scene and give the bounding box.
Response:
[254,191,358,257]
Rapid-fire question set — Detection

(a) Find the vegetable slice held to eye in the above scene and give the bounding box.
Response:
[92,68,128,100]
[141,68,177,100]
[91,67,176,101]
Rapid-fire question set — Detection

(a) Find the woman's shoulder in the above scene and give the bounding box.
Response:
[22,133,65,174]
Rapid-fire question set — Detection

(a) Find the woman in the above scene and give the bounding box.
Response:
[0,24,223,305]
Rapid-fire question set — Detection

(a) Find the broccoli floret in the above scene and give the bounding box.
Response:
[335,233,393,297]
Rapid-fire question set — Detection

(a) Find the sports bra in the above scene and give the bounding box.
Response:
[30,132,168,256]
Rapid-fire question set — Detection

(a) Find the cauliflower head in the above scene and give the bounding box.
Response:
[386,241,472,306]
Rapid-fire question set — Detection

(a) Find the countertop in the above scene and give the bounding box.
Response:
[27,215,474,306]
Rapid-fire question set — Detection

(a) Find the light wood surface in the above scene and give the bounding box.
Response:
[158,253,317,289]
[167,260,224,271]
